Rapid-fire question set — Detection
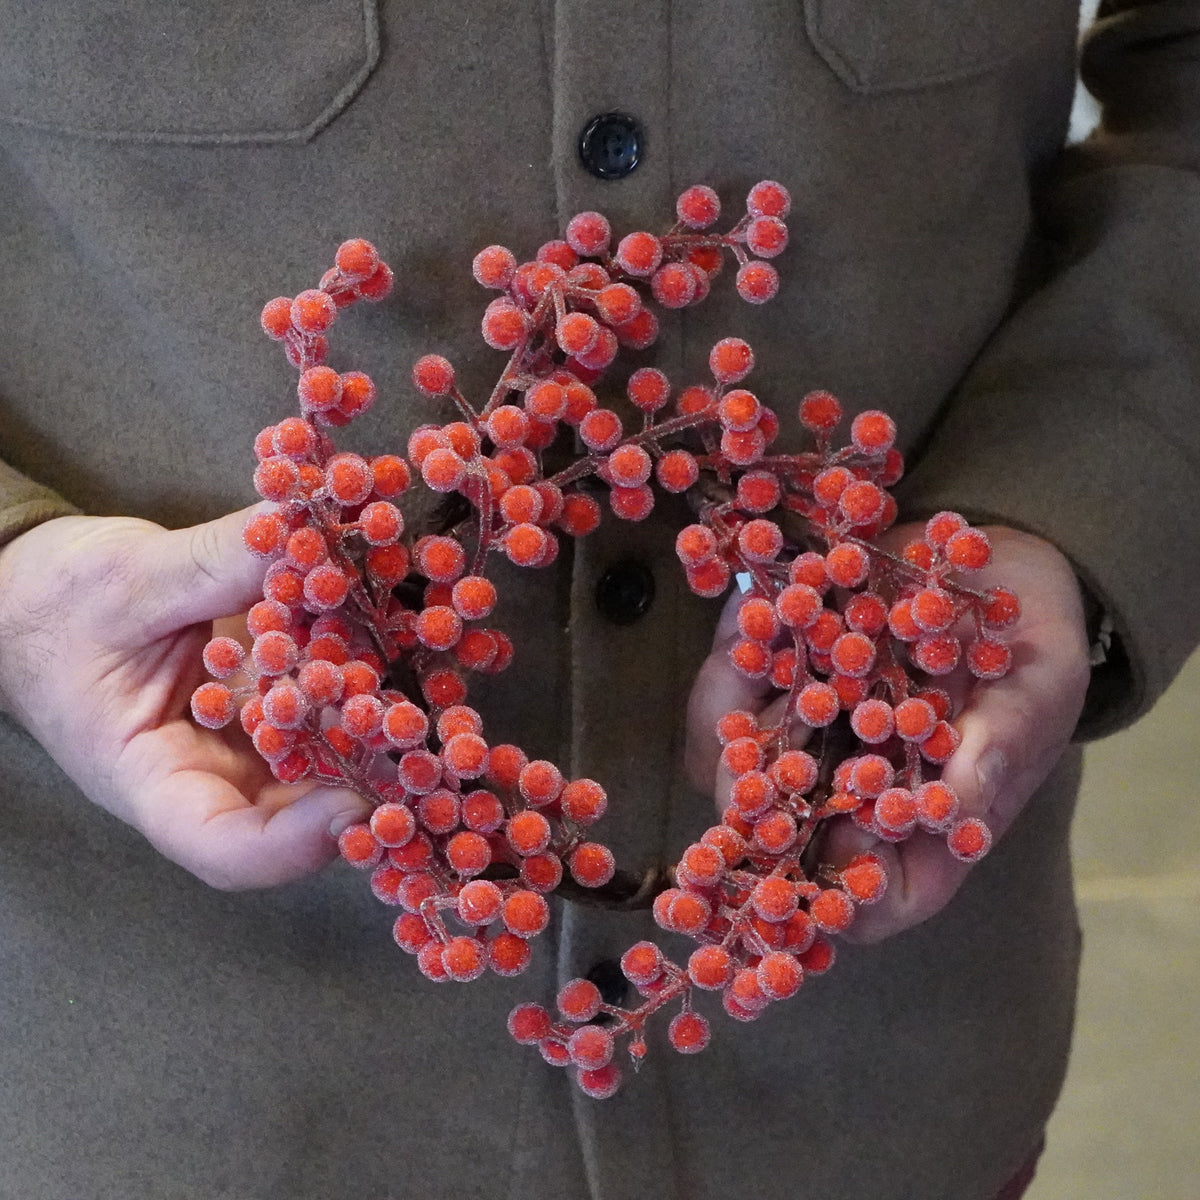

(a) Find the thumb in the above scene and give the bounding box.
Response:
[141,504,274,636]
[137,773,373,890]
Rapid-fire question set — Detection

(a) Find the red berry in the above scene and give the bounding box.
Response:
[202,637,246,679]
[606,444,652,488]
[447,831,492,877]
[370,803,416,849]
[797,683,839,727]
[752,877,798,922]
[290,289,337,334]
[190,682,236,729]
[738,518,783,562]
[875,787,918,836]
[620,941,664,987]
[656,449,700,493]
[745,215,789,258]
[421,448,467,492]
[561,778,607,825]
[627,367,671,412]
[676,184,721,228]
[810,888,855,933]
[412,354,456,396]
[945,528,992,571]
[490,933,533,976]
[925,511,968,549]
[615,231,662,276]
[850,410,897,454]
[747,180,792,219]
[915,780,959,831]
[473,244,517,289]
[841,854,888,904]
[556,312,600,356]
[358,261,395,302]
[920,720,962,764]
[595,283,641,325]
[911,634,961,675]
[338,824,383,869]
[297,365,342,413]
[947,817,993,862]
[569,843,616,888]
[260,296,293,340]
[757,952,803,1001]
[508,1003,552,1045]
[651,261,698,308]
[668,1010,711,1054]
[325,452,374,505]
[579,408,623,452]
[482,299,526,349]
[736,260,779,303]
[894,697,937,742]
[443,936,487,982]
[825,542,870,588]
[334,238,379,281]
[709,337,754,384]
[850,699,894,744]
[503,890,550,937]
[609,484,654,522]
[565,211,611,256]
[967,637,1013,679]
[798,390,843,432]
[688,945,734,990]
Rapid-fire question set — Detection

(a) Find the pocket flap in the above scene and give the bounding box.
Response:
[804,0,1070,93]
[0,0,379,142]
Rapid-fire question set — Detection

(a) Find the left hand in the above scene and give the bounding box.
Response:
[684,524,1093,943]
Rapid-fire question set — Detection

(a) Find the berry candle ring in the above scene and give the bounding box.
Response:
[192,180,1019,1098]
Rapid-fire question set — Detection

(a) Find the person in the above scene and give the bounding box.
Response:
[1,2,1196,1197]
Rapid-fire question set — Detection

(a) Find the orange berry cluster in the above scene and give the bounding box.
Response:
[529,395,1015,1097]
[190,181,1018,1100]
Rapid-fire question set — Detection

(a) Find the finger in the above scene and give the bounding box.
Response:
[685,588,781,794]
[824,621,1089,943]
[939,624,1089,839]
[821,819,968,944]
[139,504,273,638]
[136,771,373,890]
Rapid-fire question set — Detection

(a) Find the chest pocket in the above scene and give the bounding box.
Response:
[803,0,1071,93]
[0,0,379,143]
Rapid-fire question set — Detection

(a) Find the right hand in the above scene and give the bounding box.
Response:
[0,508,371,889]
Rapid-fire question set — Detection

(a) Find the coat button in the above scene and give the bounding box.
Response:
[595,560,655,625]
[578,112,643,180]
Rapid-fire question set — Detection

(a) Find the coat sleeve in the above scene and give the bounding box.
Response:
[895,0,1200,740]
[0,458,79,550]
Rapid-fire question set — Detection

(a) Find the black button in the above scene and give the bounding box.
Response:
[578,112,643,180]
[585,959,629,1022]
[595,560,655,625]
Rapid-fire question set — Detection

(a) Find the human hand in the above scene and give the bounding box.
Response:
[685,524,1092,942]
[0,509,371,888]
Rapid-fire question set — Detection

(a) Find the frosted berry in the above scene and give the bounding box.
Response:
[668,1011,711,1054]
[736,260,779,303]
[747,180,792,219]
[676,184,721,228]
[709,337,754,383]
[565,211,612,256]
[615,231,663,276]
[291,289,338,334]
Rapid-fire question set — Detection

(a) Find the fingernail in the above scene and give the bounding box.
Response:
[329,807,369,838]
[976,748,1007,810]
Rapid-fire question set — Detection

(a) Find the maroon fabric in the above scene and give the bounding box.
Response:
[992,1138,1045,1200]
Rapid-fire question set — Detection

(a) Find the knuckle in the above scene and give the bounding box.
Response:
[188,522,226,591]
